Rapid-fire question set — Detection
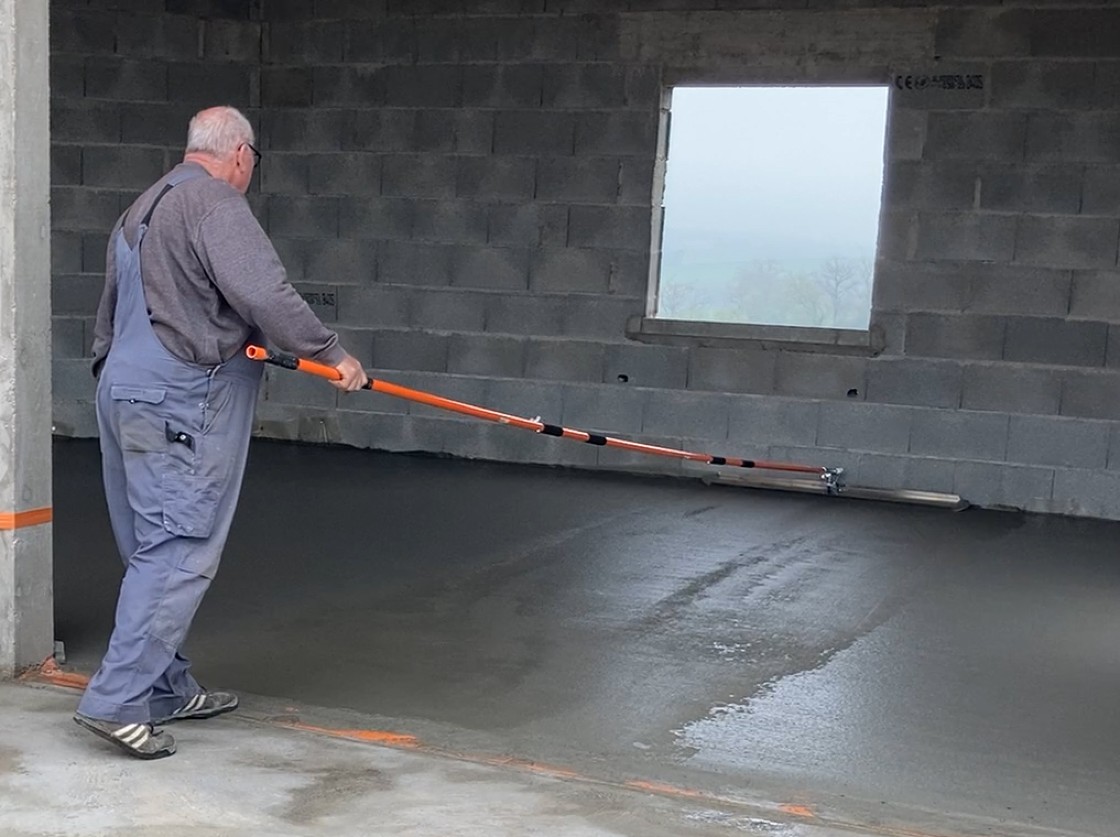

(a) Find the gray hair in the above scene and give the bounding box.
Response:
[185,106,255,157]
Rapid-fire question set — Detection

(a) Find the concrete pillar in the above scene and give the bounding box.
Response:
[0,0,53,677]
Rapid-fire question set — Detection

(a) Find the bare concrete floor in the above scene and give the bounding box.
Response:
[49,437,1120,837]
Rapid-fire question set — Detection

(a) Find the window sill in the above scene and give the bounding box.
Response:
[627,316,879,356]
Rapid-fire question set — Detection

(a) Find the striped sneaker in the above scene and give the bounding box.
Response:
[73,713,176,760]
[153,690,239,724]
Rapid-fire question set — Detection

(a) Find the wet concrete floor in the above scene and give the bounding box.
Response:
[53,437,1120,837]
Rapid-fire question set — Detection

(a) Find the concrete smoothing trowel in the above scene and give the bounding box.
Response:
[245,345,967,512]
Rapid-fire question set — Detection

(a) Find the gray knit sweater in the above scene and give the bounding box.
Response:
[92,162,345,375]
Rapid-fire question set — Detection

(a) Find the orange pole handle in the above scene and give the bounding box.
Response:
[245,345,836,480]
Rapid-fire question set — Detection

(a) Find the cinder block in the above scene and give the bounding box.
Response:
[493,111,575,155]
[542,64,627,109]
[85,58,168,101]
[934,10,1030,59]
[344,18,415,64]
[462,65,543,108]
[574,111,658,155]
[451,246,530,291]
[1008,414,1109,468]
[397,373,489,421]
[119,101,196,146]
[264,363,338,409]
[914,212,1017,262]
[605,343,687,389]
[201,19,261,62]
[51,318,86,360]
[1052,468,1120,520]
[83,233,110,274]
[338,285,411,328]
[51,10,119,55]
[870,312,906,357]
[312,66,384,107]
[350,110,415,153]
[330,326,375,367]
[911,410,1009,461]
[1083,165,1120,217]
[954,462,1054,513]
[309,153,380,196]
[885,108,926,162]
[51,236,84,276]
[485,378,564,423]
[263,108,350,152]
[381,155,457,199]
[291,280,337,321]
[967,266,1072,317]
[118,14,199,61]
[52,100,121,144]
[563,296,640,339]
[978,163,1082,214]
[52,397,99,439]
[453,112,494,155]
[687,347,776,395]
[51,146,82,188]
[1059,369,1120,420]
[596,432,686,477]
[377,241,454,287]
[165,0,255,18]
[568,206,650,251]
[1026,113,1120,164]
[886,161,976,211]
[168,63,251,106]
[270,239,307,282]
[410,289,486,331]
[267,196,338,239]
[488,204,567,247]
[607,250,649,297]
[536,157,620,203]
[266,21,346,63]
[382,65,461,108]
[525,339,604,382]
[856,454,957,494]
[51,188,122,233]
[1027,8,1120,58]
[875,210,916,262]
[865,358,962,408]
[412,201,488,245]
[372,329,449,373]
[989,60,1095,109]
[560,383,647,435]
[529,248,611,293]
[50,55,84,99]
[261,153,309,194]
[817,402,913,454]
[728,396,820,448]
[1015,216,1120,270]
[1004,316,1107,366]
[961,363,1062,415]
[1109,424,1120,470]
[338,197,414,240]
[456,157,535,201]
[484,294,563,337]
[924,112,1027,161]
[872,260,970,313]
[305,239,378,283]
[413,111,456,153]
[773,352,867,401]
[904,313,1005,361]
[641,390,729,440]
[618,157,655,206]
[447,334,525,377]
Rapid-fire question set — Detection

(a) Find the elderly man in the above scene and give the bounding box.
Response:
[74,106,367,759]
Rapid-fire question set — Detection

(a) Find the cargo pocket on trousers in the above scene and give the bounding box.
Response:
[161,472,222,543]
[110,385,167,452]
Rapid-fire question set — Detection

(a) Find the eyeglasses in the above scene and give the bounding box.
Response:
[244,142,262,164]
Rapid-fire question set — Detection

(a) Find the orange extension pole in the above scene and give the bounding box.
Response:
[246,345,842,485]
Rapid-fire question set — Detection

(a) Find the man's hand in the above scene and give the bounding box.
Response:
[330,353,369,392]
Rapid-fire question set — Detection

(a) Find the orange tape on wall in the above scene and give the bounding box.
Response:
[0,507,53,530]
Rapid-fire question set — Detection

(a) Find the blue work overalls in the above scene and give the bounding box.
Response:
[78,168,263,724]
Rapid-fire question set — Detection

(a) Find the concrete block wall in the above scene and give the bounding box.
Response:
[49,0,1120,520]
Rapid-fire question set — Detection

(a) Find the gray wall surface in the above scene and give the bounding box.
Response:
[49,0,1120,520]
